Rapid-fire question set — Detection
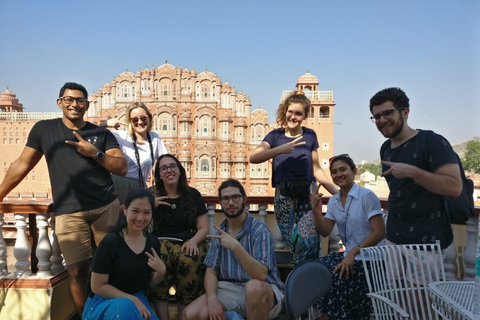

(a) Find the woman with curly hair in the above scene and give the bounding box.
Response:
[250,91,337,264]
[148,154,208,320]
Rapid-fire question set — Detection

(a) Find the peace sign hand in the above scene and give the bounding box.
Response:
[280,136,306,154]
[311,184,323,209]
[207,225,239,251]
[65,131,98,159]
[145,247,166,274]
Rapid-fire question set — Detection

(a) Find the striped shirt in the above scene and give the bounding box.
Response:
[204,213,284,291]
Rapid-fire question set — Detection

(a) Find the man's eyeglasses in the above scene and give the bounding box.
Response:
[60,96,87,106]
[131,116,149,124]
[370,107,405,123]
[219,194,243,204]
[329,154,350,164]
[159,163,178,173]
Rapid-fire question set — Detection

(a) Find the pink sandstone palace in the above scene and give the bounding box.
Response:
[0,64,335,197]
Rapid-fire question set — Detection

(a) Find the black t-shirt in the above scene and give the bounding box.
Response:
[26,119,119,215]
[154,187,207,239]
[91,231,160,294]
[381,130,457,248]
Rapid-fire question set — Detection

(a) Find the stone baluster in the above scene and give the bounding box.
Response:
[463,215,479,280]
[14,214,31,277]
[0,212,7,275]
[50,214,65,274]
[443,225,458,280]
[36,213,53,277]
[207,204,216,236]
[258,204,267,224]
[329,224,341,254]
[274,225,286,250]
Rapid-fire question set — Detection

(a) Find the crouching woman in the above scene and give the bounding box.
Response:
[83,188,166,320]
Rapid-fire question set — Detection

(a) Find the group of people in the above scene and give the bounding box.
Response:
[0,82,462,320]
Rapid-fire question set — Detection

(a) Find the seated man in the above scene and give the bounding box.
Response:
[184,179,284,320]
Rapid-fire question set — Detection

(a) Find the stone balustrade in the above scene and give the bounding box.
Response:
[0,197,478,281]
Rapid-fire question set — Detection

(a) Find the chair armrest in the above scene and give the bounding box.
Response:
[367,293,410,318]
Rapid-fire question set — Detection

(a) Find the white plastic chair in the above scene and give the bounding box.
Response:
[284,260,332,320]
[360,241,445,320]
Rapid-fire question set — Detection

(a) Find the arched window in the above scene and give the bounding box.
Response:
[320,107,330,119]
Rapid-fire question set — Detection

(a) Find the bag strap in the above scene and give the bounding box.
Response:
[132,133,154,188]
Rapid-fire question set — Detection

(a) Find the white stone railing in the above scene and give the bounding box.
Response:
[1,197,478,282]
[281,90,334,102]
[0,112,63,122]
[0,200,65,278]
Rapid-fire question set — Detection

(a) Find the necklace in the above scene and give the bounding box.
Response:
[170,203,177,209]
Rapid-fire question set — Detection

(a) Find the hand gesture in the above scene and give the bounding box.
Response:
[207,225,239,251]
[311,184,323,209]
[107,117,122,129]
[145,247,166,274]
[181,241,199,256]
[131,295,152,319]
[280,136,306,154]
[333,251,356,279]
[154,196,170,208]
[207,295,227,320]
[65,131,98,159]
[381,161,415,179]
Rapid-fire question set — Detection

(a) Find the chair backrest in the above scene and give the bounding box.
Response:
[360,241,445,320]
[284,260,332,320]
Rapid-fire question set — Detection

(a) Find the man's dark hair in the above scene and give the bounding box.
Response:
[59,82,88,98]
[369,87,409,112]
[218,179,246,198]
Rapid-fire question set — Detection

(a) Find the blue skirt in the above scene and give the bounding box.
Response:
[83,290,159,320]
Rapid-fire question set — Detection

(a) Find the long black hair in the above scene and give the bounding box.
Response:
[111,188,155,233]
[152,154,196,232]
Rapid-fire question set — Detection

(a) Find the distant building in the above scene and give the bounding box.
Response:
[0,66,336,197]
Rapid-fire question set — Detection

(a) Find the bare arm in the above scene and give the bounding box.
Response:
[311,185,335,237]
[381,161,462,196]
[181,214,209,256]
[333,214,385,279]
[204,267,226,320]
[0,146,43,201]
[208,225,269,280]
[65,131,128,176]
[312,150,338,195]
[249,137,306,164]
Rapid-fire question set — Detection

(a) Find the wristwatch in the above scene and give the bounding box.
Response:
[94,151,105,160]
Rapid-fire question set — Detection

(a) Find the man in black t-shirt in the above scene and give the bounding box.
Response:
[0,82,127,317]
[369,87,462,249]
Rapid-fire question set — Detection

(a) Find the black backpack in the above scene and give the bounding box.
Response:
[381,130,474,224]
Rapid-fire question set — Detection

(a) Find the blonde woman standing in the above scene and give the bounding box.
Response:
[103,102,168,204]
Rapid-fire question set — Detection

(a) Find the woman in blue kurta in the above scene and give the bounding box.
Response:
[83,189,166,320]
[250,91,337,264]
[312,154,385,320]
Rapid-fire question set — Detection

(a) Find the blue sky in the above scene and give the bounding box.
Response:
[1,0,478,162]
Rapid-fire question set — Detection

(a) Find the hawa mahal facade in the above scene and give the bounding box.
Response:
[0,63,335,198]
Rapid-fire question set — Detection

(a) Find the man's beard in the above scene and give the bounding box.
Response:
[380,114,404,139]
[222,202,245,219]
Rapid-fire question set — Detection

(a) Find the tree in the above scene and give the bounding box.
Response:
[463,140,480,173]
[358,163,382,177]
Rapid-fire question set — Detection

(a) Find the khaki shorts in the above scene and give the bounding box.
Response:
[55,199,120,265]
[216,281,284,319]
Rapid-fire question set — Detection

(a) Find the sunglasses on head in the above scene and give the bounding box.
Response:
[329,154,350,164]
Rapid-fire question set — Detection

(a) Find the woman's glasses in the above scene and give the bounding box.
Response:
[131,116,149,124]
[159,163,178,173]
[329,154,350,164]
